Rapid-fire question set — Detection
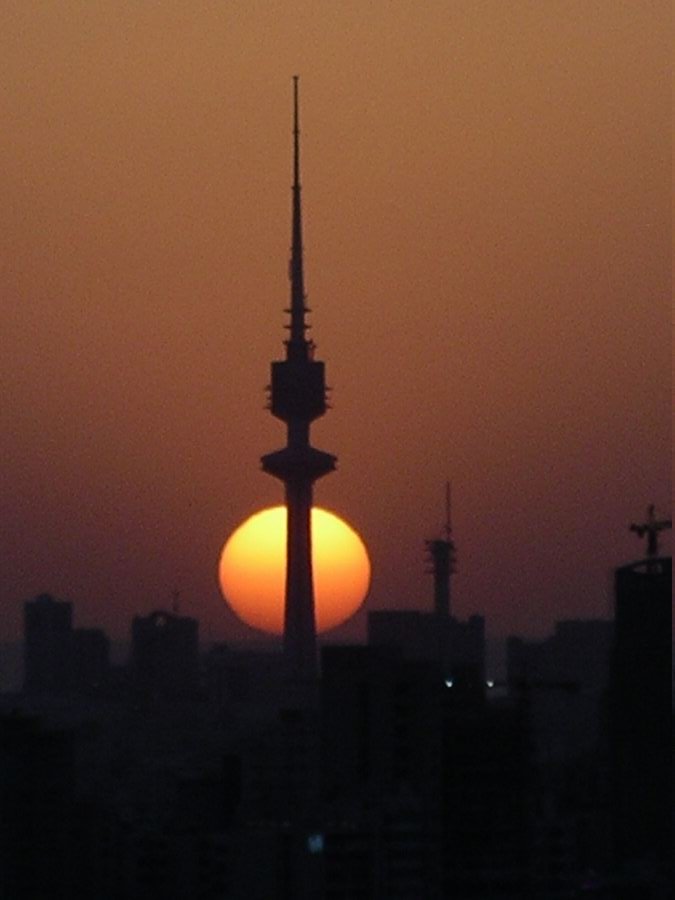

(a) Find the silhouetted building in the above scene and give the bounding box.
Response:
[428,537,454,618]
[73,627,111,694]
[130,610,199,699]
[609,556,671,870]
[368,505,485,694]
[507,619,613,693]
[0,713,76,898]
[204,643,285,707]
[261,77,336,685]
[321,645,444,898]
[368,610,485,695]
[23,592,73,694]
[507,619,613,760]
[441,698,533,899]
[320,644,536,899]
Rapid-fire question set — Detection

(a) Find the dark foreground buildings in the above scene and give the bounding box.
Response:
[3,527,672,900]
[23,592,74,694]
[609,556,671,874]
[23,592,111,696]
[368,496,486,696]
[320,645,531,899]
[130,609,200,699]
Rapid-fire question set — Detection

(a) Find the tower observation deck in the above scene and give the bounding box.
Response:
[261,78,336,682]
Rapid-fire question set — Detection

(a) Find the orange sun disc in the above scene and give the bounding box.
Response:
[218,505,370,635]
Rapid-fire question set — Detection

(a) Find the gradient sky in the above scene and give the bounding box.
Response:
[1,1,670,645]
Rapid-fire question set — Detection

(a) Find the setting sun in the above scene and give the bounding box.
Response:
[218,506,370,635]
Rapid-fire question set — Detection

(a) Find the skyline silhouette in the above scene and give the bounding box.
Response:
[0,11,671,886]
[3,545,670,897]
[0,3,670,647]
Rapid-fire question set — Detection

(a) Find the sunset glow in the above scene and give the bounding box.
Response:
[218,506,371,635]
[0,3,669,641]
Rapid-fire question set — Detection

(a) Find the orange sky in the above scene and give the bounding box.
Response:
[0,1,670,643]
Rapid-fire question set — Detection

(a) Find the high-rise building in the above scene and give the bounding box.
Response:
[321,645,445,898]
[368,610,485,693]
[261,78,336,684]
[0,713,77,898]
[506,619,613,761]
[23,593,73,694]
[507,620,613,694]
[130,609,199,699]
[320,644,534,898]
[609,555,671,868]
[0,712,76,900]
[72,627,111,694]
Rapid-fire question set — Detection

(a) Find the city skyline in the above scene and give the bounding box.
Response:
[0,2,670,644]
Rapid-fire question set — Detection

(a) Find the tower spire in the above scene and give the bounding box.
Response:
[444,480,452,541]
[289,75,308,356]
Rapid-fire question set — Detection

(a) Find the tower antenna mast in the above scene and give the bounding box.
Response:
[630,504,672,561]
[444,480,452,541]
[288,74,308,352]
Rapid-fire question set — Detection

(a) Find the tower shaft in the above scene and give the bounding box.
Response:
[426,483,455,619]
[429,539,452,618]
[283,479,316,674]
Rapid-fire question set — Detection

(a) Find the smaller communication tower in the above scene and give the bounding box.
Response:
[426,482,456,619]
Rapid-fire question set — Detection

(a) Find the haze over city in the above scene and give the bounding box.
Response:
[1,1,670,645]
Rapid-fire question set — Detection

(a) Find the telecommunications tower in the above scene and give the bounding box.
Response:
[426,482,456,619]
[261,78,336,682]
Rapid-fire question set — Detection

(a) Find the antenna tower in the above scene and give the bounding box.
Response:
[261,78,336,683]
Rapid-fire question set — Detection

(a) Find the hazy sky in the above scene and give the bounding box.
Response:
[1,1,670,644]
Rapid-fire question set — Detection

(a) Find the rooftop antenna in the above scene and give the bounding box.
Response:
[630,504,672,561]
[444,480,452,541]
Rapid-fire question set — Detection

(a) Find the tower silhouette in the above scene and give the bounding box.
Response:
[426,482,456,619]
[261,78,336,682]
